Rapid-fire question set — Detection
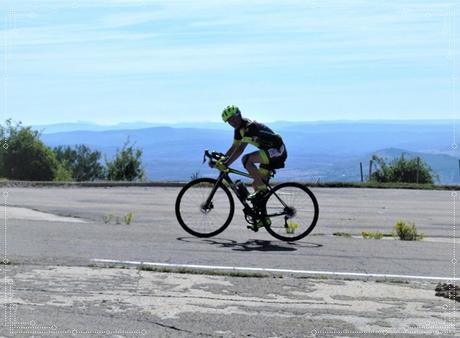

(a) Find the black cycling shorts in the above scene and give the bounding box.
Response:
[260,144,287,170]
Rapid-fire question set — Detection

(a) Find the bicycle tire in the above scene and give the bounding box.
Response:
[263,182,319,241]
[175,178,235,238]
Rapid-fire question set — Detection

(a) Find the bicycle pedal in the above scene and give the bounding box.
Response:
[246,225,259,232]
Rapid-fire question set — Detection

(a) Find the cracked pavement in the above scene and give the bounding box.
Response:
[0,264,457,337]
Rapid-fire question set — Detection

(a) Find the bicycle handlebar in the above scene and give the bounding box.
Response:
[203,149,255,178]
[203,150,227,168]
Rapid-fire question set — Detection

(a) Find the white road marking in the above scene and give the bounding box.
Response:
[92,259,459,281]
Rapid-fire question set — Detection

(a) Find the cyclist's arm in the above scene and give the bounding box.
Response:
[224,142,247,165]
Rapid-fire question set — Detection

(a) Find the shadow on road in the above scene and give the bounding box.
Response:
[177,237,323,252]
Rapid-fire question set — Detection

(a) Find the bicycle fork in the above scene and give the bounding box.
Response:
[201,174,226,210]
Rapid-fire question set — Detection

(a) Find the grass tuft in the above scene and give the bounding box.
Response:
[375,279,410,284]
[392,221,424,241]
[333,232,352,238]
[124,211,133,225]
[361,231,384,240]
[137,265,268,278]
[286,222,299,234]
[102,214,113,224]
[103,212,133,225]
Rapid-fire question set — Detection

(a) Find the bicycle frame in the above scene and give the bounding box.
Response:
[203,169,252,210]
[203,166,289,220]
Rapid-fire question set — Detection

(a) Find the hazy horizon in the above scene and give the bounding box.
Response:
[29,118,460,127]
[38,121,460,183]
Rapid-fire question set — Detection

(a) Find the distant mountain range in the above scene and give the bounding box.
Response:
[39,120,460,183]
[34,119,455,134]
[33,121,227,133]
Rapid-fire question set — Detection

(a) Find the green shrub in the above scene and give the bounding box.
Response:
[393,221,424,241]
[53,164,73,181]
[0,120,62,181]
[371,154,436,184]
[361,231,384,240]
[106,139,146,181]
[54,144,105,181]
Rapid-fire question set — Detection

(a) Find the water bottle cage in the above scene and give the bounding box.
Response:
[233,181,248,200]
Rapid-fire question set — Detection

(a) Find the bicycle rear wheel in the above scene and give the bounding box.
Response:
[263,182,319,241]
[175,178,234,238]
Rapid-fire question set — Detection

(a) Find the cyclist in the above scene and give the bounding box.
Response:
[218,105,288,230]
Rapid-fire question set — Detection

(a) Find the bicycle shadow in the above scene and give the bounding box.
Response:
[177,237,323,252]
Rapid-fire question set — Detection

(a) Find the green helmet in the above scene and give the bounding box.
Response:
[222,105,240,122]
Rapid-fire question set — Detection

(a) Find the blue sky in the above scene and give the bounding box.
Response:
[1,0,459,125]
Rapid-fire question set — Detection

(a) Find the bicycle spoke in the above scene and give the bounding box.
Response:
[176,179,234,237]
[264,183,319,241]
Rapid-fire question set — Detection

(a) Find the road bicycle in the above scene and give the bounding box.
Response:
[175,150,319,241]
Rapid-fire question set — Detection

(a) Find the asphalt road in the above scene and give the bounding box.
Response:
[0,186,458,337]
[3,186,458,278]
[2,264,456,338]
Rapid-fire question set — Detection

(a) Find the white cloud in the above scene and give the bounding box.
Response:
[2,0,454,57]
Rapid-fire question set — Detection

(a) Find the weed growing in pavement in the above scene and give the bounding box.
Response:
[102,214,113,224]
[102,212,133,225]
[298,275,330,280]
[286,222,299,234]
[124,211,133,225]
[333,232,352,238]
[103,264,129,269]
[375,279,410,284]
[1,259,17,265]
[137,265,268,278]
[392,221,424,241]
[361,231,384,240]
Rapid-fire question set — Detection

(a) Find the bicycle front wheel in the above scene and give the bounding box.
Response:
[263,182,319,241]
[175,178,234,238]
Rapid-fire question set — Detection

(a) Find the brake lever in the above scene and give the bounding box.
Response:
[202,150,209,164]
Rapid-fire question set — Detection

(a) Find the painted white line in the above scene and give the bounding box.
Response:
[92,259,460,281]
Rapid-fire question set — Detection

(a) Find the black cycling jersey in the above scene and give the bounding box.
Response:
[234,118,283,150]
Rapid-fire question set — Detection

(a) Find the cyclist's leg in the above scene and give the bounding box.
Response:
[242,150,269,191]
[258,166,270,184]
[257,150,271,184]
[244,151,271,231]
[257,145,287,187]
